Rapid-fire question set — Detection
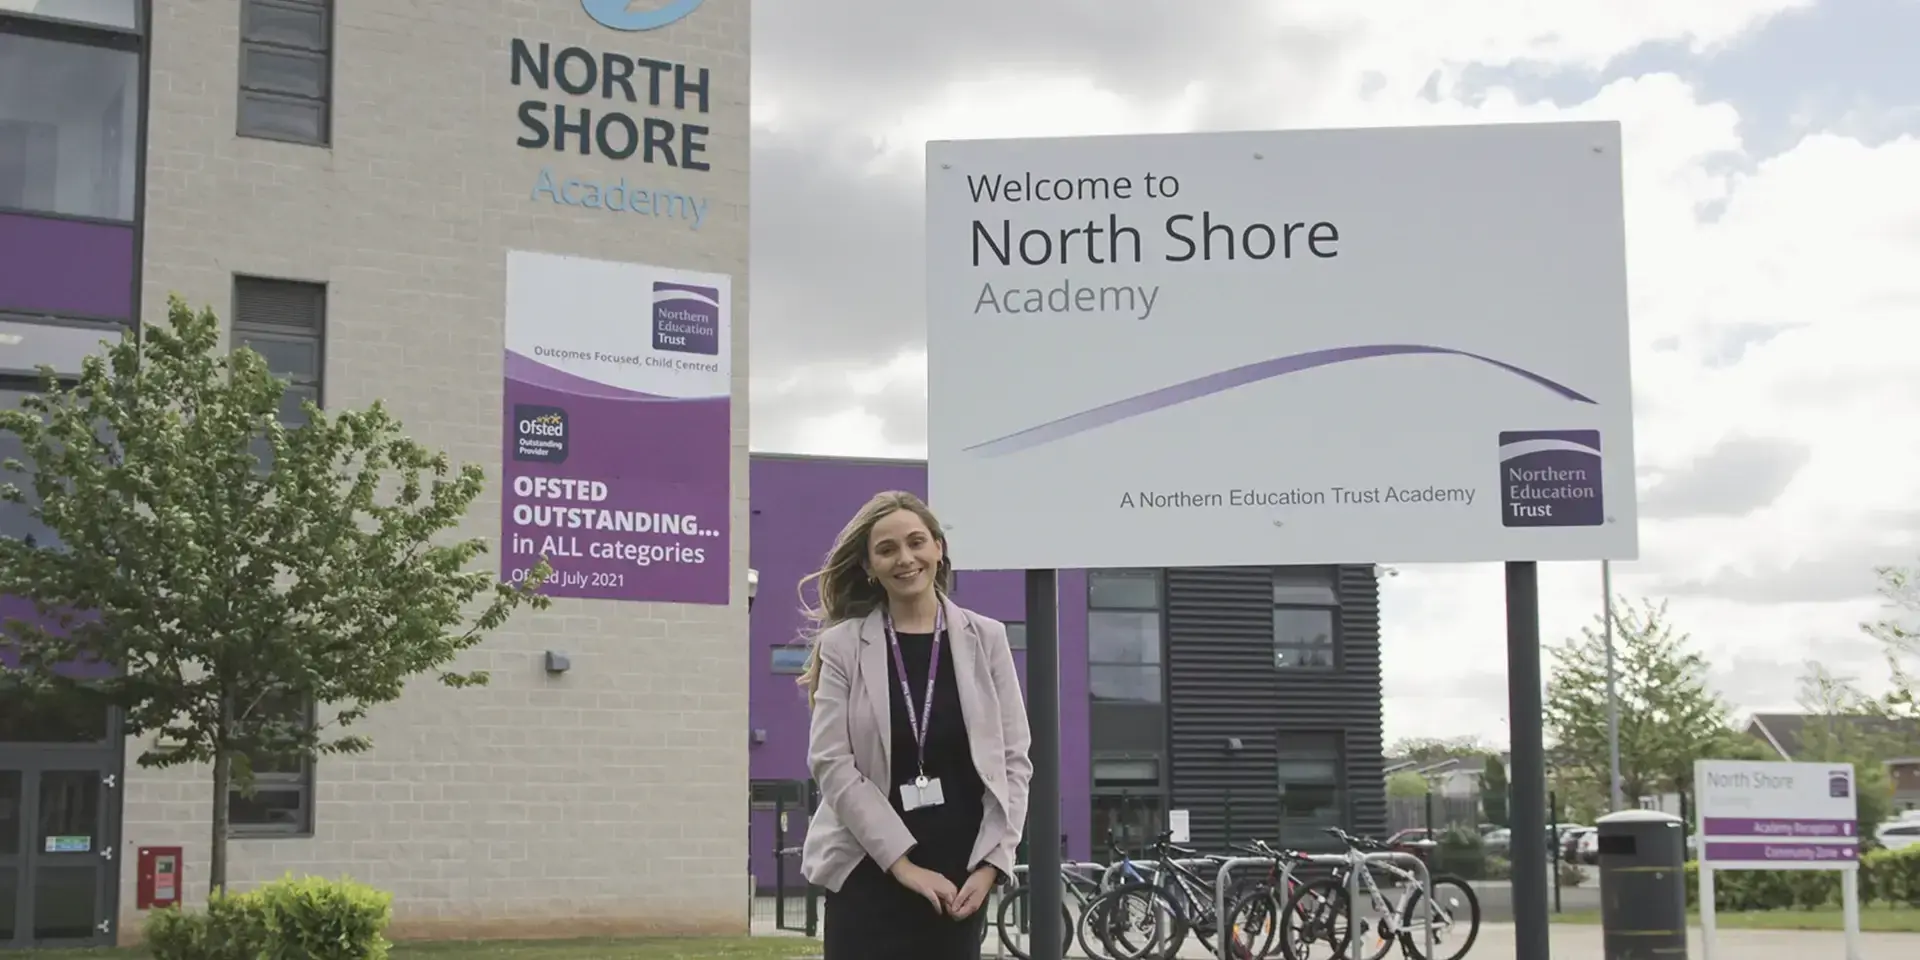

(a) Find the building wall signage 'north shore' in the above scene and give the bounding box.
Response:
[502,250,733,605]
[508,2,717,229]
[924,122,1640,572]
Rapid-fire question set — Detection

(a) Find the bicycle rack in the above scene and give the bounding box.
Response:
[1212,852,1437,960]
[995,860,1110,960]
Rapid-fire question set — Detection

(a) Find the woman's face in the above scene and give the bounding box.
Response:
[865,507,944,604]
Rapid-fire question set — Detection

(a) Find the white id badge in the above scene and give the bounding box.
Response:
[901,776,946,810]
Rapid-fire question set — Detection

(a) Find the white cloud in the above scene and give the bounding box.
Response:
[757,1,1920,747]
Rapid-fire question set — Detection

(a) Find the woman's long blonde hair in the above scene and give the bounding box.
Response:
[795,490,954,707]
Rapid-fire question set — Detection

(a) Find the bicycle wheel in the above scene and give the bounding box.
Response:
[1397,874,1482,960]
[1088,880,1187,960]
[1073,890,1118,960]
[1222,884,1286,959]
[992,883,1074,960]
[1277,878,1352,960]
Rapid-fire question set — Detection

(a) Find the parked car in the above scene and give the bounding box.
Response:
[1877,817,1920,851]
[1576,829,1600,864]
[1483,827,1511,856]
[1558,826,1594,862]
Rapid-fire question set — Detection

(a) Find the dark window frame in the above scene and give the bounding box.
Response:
[223,274,326,837]
[0,11,144,225]
[227,694,317,838]
[1275,730,1350,846]
[1086,569,1164,705]
[236,0,333,147]
[1272,566,1340,672]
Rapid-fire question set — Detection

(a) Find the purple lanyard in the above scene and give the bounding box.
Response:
[882,605,946,779]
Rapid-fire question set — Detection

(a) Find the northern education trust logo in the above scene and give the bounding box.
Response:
[1497,430,1604,528]
[652,281,721,356]
[514,405,570,464]
[581,0,705,32]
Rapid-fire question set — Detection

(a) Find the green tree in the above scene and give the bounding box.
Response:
[1794,663,1909,839]
[1545,597,1738,806]
[0,296,551,892]
[1388,770,1431,799]
[1864,562,1919,721]
[1388,735,1493,764]
[1479,754,1510,827]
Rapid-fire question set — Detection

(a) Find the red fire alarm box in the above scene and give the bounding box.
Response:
[137,846,183,910]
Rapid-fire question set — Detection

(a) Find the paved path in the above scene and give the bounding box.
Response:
[907,922,1914,958]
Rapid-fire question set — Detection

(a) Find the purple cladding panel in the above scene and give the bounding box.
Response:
[747,454,1092,889]
[0,593,113,680]
[0,212,136,321]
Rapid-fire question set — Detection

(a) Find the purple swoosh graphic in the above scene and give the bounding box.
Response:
[505,350,712,403]
[963,344,1597,457]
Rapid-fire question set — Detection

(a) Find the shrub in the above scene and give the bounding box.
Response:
[253,874,393,960]
[1557,861,1589,887]
[139,875,392,960]
[143,889,269,960]
[1482,856,1511,880]
[1432,825,1489,880]
[1680,845,1920,912]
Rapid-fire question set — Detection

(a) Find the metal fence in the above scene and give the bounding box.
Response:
[747,779,821,936]
[1388,792,1484,834]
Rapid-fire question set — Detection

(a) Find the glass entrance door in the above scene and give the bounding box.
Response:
[2,769,21,945]
[0,760,117,948]
[28,766,109,944]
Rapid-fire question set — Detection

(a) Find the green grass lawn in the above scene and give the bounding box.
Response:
[1553,905,1920,933]
[18,935,823,960]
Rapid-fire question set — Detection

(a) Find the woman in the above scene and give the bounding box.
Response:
[796,491,1033,959]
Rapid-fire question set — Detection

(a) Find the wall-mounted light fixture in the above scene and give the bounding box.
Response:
[747,567,759,612]
[544,650,571,674]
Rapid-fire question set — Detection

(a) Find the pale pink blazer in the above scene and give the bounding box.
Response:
[799,596,1033,892]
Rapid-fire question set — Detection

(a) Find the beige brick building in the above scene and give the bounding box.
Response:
[0,0,750,948]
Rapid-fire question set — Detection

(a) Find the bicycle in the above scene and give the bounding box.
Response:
[992,859,1109,960]
[1277,827,1481,960]
[1085,830,1242,959]
[1219,838,1342,959]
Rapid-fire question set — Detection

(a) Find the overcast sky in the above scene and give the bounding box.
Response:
[744,0,1920,748]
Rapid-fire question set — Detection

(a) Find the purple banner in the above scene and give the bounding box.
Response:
[499,251,732,605]
[1703,817,1856,839]
[1703,841,1858,864]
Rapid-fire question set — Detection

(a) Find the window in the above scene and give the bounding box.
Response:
[1272,567,1338,670]
[1088,569,1162,703]
[1277,734,1346,845]
[232,275,325,464]
[226,273,324,834]
[228,693,314,836]
[238,0,332,146]
[0,385,64,550]
[0,23,139,221]
[0,1,140,30]
[1005,620,1026,650]
[769,644,809,675]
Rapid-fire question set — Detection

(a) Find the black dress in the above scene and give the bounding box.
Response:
[822,628,991,959]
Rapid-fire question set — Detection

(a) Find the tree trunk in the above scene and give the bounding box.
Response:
[210,749,231,895]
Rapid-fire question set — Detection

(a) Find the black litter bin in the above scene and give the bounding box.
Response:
[1596,809,1688,959]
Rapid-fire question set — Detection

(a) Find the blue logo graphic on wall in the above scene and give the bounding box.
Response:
[1497,430,1604,528]
[581,0,705,31]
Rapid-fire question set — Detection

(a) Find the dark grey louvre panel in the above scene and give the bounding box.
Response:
[1166,564,1385,853]
[234,277,324,332]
